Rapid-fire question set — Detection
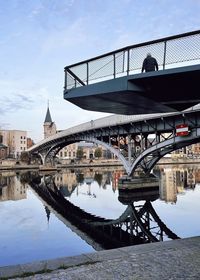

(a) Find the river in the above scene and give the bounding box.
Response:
[0,164,200,266]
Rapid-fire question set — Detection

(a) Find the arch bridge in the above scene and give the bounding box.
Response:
[28,109,200,177]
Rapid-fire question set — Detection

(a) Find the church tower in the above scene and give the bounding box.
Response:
[43,104,57,139]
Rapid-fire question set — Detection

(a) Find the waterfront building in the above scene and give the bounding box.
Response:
[0,130,27,158]
[58,143,78,160]
[43,106,110,161]
[27,137,34,149]
[0,143,8,159]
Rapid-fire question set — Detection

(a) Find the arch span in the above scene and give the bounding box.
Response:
[27,110,200,177]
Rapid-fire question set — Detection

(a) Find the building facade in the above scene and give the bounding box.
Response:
[43,106,108,161]
[0,143,8,159]
[0,130,27,158]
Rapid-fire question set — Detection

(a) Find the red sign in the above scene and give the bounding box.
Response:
[176,124,189,137]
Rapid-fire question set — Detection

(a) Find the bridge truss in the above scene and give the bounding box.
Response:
[28,109,200,177]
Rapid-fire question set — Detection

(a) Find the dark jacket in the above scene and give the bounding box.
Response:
[142,56,158,72]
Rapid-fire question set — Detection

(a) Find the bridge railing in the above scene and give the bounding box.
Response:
[64,30,200,91]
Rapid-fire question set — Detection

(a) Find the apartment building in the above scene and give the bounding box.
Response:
[0,130,27,158]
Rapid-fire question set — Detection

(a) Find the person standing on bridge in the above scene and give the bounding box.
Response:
[142,53,158,72]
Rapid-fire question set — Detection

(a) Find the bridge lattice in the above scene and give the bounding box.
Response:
[28,109,200,176]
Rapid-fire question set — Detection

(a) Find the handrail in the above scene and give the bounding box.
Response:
[64,30,200,91]
[65,30,200,69]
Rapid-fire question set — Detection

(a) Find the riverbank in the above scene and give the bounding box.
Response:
[0,236,200,279]
[1,157,200,172]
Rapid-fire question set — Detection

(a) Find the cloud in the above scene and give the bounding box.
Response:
[0,78,49,116]
[0,94,32,114]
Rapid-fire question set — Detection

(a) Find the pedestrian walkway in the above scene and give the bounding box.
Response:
[1,236,200,279]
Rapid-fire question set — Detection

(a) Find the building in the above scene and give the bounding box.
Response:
[0,143,8,159]
[43,106,109,161]
[27,138,34,149]
[44,106,57,139]
[0,130,27,158]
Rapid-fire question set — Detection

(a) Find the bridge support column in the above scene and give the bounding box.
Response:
[38,153,48,166]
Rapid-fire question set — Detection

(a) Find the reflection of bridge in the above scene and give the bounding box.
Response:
[64,30,200,114]
[25,173,179,251]
[28,109,200,176]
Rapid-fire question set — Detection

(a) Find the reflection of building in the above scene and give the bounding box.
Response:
[160,168,178,203]
[112,170,124,191]
[194,169,200,183]
[159,166,198,203]
[0,175,27,201]
[187,168,196,187]
[55,171,77,196]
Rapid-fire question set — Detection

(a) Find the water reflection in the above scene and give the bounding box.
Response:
[0,164,200,266]
[54,167,124,196]
[155,165,200,203]
[19,171,179,249]
[0,171,27,201]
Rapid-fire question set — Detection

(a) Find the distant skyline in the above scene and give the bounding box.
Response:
[0,0,200,142]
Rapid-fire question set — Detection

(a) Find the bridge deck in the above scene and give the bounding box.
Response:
[64,64,200,114]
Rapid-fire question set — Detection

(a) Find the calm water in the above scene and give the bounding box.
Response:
[0,164,200,266]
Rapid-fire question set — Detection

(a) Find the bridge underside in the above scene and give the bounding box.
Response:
[64,64,200,115]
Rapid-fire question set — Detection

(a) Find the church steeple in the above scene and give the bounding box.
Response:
[43,102,57,139]
[44,101,52,123]
[44,106,52,123]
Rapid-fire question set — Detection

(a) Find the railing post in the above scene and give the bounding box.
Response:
[127,49,130,76]
[64,69,67,90]
[163,41,167,70]
[113,53,116,79]
[86,63,89,85]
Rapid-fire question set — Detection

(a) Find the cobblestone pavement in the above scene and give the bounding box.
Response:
[1,236,200,280]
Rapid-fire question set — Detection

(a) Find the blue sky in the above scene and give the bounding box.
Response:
[0,0,200,142]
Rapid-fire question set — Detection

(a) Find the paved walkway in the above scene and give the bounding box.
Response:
[0,236,200,279]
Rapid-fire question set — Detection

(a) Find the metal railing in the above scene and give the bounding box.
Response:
[64,30,200,91]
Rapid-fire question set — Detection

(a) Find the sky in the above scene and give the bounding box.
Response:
[0,0,200,142]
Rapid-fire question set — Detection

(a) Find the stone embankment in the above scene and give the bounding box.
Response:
[1,157,200,172]
[0,236,200,279]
